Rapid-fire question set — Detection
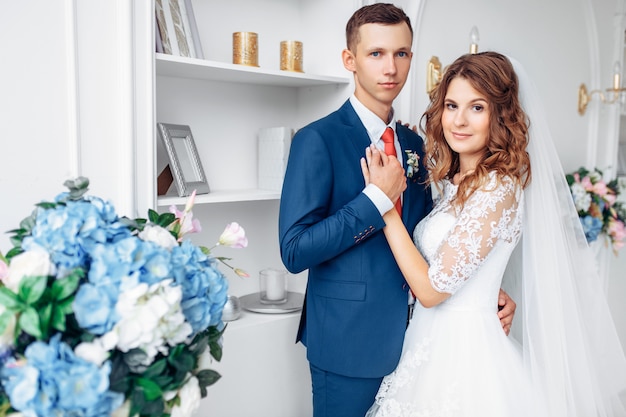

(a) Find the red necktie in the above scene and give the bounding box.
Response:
[381,127,402,216]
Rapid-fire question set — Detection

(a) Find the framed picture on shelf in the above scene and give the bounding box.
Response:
[155,0,202,58]
[157,123,210,197]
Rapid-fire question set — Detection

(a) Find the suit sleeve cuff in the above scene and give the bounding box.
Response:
[362,184,393,216]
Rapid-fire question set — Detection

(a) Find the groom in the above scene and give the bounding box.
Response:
[279,4,515,417]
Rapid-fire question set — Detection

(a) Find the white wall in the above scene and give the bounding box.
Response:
[0,1,77,254]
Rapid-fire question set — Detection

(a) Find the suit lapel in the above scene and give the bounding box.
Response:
[338,101,372,158]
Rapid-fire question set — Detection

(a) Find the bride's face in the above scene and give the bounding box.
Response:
[441,77,491,172]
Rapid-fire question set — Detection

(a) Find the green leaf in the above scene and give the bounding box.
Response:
[136,377,163,401]
[168,349,195,373]
[64,177,89,200]
[51,271,81,300]
[38,303,53,339]
[119,216,147,232]
[19,307,42,339]
[56,297,75,315]
[4,247,24,262]
[35,202,57,210]
[0,311,15,337]
[196,369,221,397]
[51,305,67,332]
[156,212,176,228]
[152,375,174,391]
[143,358,168,378]
[148,209,160,223]
[108,354,131,393]
[0,287,23,310]
[207,325,226,361]
[19,275,48,305]
[209,339,223,362]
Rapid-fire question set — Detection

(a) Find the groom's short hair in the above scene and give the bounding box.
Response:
[345,3,413,52]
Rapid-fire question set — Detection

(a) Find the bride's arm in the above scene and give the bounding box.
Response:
[361,145,450,307]
[382,208,451,307]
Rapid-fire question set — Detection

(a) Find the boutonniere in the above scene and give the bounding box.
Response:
[405,150,420,178]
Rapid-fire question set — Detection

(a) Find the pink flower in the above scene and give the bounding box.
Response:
[169,191,202,240]
[605,194,617,206]
[581,176,593,191]
[609,218,626,243]
[234,268,250,278]
[218,222,248,248]
[592,181,608,197]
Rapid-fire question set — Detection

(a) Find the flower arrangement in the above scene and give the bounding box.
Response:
[404,150,420,178]
[0,177,248,417]
[566,167,626,254]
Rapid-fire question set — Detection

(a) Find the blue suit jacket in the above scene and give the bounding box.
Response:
[279,100,432,378]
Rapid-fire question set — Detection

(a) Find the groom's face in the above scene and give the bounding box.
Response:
[343,22,413,121]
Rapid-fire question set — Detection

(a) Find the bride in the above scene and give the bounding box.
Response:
[361,51,626,416]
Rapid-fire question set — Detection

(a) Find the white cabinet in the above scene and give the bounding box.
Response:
[132,1,356,416]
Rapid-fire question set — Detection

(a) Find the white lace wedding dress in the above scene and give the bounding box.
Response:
[366,173,550,417]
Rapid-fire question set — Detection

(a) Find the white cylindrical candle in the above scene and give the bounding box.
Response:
[261,269,287,301]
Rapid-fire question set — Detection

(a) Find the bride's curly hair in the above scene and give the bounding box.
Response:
[420,51,531,209]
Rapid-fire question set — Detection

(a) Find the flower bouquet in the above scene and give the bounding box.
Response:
[0,178,247,417]
[566,167,626,253]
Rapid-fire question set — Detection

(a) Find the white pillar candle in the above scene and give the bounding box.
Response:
[261,269,287,301]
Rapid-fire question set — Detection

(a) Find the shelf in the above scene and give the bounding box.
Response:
[156,53,350,87]
[157,188,280,206]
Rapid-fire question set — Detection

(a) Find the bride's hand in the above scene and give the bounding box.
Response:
[360,145,406,204]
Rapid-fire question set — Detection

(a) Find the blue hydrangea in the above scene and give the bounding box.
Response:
[170,241,228,335]
[0,334,124,416]
[581,215,603,242]
[73,282,120,335]
[74,236,172,335]
[22,195,131,278]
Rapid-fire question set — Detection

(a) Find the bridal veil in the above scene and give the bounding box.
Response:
[505,57,626,416]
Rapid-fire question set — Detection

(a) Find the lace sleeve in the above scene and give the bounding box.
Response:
[429,176,522,294]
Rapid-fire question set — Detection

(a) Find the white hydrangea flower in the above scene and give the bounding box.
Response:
[570,183,592,212]
[4,249,54,292]
[138,224,179,250]
[168,375,201,417]
[113,279,192,364]
[74,331,118,366]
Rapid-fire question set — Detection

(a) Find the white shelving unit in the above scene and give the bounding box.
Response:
[136,2,357,415]
[154,54,349,207]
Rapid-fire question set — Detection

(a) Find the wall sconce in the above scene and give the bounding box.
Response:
[578,62,626,115]
[427,26,480,94]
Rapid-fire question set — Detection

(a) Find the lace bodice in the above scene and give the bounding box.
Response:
[413,173,523,299]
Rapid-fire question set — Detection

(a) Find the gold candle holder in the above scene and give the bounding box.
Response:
[280,40,303,72]
[233,32,259,67]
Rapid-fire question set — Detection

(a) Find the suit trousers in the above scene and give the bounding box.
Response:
[309,363,383,417]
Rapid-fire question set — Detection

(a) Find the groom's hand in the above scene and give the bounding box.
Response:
[361,145,406,205]
[497,289,516,335]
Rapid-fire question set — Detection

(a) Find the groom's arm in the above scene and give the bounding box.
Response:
[279,128,387,274]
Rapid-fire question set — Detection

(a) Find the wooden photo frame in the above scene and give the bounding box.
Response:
[157,123,210,197]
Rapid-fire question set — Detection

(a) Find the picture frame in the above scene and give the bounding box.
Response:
[157,123,210,197]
